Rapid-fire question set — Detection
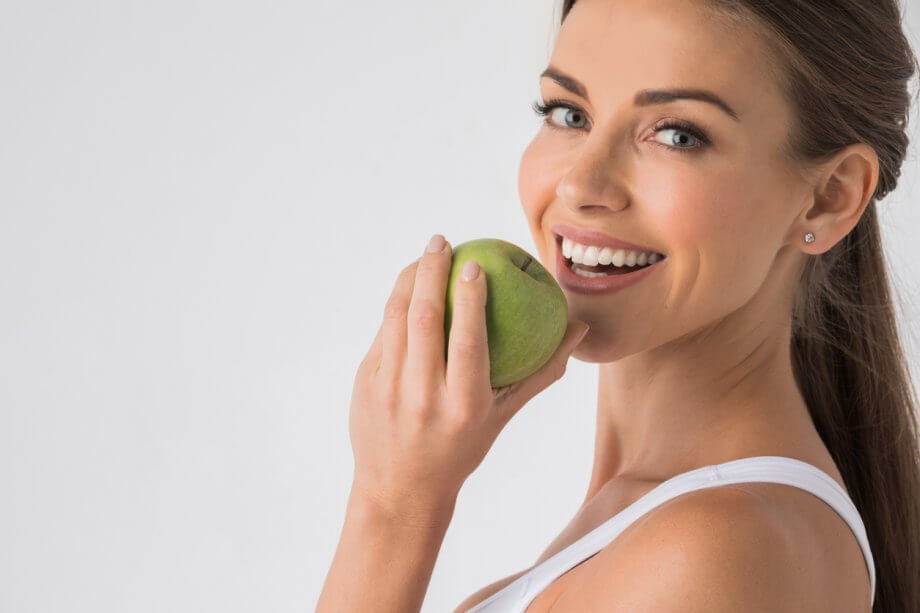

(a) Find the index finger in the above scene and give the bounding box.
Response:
[405,235,452,391]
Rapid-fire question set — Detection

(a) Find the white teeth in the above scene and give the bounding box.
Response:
[573,267,612,278]
[561,236,663,267]
[582,246,600,266]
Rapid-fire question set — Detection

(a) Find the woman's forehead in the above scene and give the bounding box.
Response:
[550,0,782,120]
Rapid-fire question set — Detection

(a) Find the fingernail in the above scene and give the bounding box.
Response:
[461,259,480,281]
[577,324,590,342]
[426,234,446,253]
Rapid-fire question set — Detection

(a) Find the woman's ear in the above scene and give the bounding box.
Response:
[791,142,880,254]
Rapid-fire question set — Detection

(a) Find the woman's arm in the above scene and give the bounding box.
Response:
[315,487,457,613]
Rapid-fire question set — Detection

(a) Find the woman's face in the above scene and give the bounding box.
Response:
[519,0,809,360]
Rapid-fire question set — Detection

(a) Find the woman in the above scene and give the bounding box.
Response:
[317,0,920,611]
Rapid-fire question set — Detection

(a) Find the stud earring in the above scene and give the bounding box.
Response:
[804,232,815,244]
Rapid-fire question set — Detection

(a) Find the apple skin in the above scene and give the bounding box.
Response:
[443,238,569,389]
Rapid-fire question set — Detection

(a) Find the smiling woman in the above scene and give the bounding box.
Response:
[500,0,920,611]
[317,1,920,612]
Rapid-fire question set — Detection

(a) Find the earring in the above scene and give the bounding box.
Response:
[804,232,815,244]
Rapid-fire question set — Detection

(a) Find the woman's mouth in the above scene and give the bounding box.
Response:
[554,234,668,294]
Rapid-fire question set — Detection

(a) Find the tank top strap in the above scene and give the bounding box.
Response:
[466,455,876,612]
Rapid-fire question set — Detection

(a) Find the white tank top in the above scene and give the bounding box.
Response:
[465,455,876,612]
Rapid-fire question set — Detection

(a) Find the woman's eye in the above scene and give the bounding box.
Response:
[531,100,589,131]
[549,106,588,130]
[650,123,708,151]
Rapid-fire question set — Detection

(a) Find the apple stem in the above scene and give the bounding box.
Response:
[519,255,533,272]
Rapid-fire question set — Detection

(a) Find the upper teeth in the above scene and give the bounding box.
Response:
[562,237,664,267]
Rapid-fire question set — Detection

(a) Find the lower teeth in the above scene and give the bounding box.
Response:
[573,267,613,278]
[571,263,649,278]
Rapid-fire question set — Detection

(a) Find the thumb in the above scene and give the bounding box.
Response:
[493,320,590,413]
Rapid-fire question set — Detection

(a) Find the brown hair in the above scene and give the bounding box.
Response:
[557,0,920,610]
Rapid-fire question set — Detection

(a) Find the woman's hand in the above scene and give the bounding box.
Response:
[347,234,590,522]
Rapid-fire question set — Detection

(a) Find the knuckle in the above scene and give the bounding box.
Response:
[406,384,445,424]
[446,407,478,432]
[410,390,436,416]
[416,255,440,276]
[383,296,408,321]
[453,288,482,309]
[450,334,484,360]
[408,300,443,332]
[404,399,436,428]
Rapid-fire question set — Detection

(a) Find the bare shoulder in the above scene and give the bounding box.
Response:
[549,485,866,612]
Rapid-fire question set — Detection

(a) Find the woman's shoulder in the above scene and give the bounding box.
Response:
[553,481,871,612]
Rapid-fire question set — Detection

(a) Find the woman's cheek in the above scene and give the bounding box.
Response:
[517,139,555,215]
[635,161,733,231]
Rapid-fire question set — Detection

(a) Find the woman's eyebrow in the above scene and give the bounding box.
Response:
[540,66,740,121]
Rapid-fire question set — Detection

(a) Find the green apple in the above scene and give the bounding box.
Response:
[443,238,569,389]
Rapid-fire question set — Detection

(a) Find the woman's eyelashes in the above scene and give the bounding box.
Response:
[531,98,711,152]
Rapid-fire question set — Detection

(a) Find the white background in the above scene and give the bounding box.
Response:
[2,1,919,612]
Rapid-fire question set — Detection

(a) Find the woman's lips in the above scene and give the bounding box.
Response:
[554,233,667,295]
